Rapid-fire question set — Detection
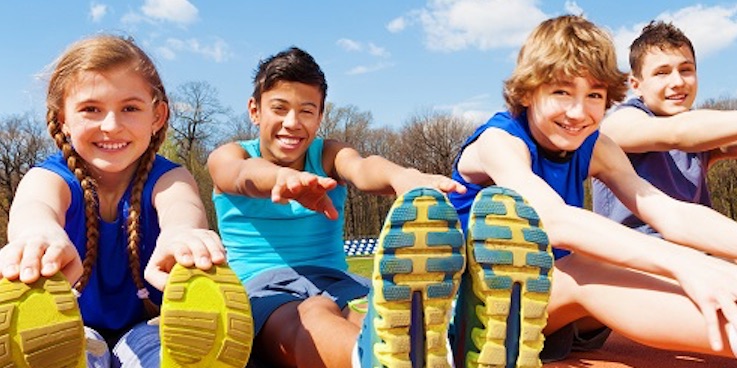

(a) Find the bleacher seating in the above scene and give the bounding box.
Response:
[343,238,378,256]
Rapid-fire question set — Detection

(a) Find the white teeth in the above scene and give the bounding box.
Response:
[278,136,301,145]
[97,142,127,150]
[558,123,584,133]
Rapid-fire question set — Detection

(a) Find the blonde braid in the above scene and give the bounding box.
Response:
[47,115,99,293]
[127,128,167,317]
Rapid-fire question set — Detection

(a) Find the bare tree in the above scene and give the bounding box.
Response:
[169,81,230,169]
[318,104,372,147]
[0,114,54,240]
[701,96,737,220]
[220,112,259,144]
[394,110,476,176]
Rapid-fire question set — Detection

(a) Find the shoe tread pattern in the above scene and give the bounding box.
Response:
[371,187,465,368]
[0,273,85,368]
[466,187,552,368]
[161,264,253,368]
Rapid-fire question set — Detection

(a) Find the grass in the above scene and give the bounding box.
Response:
[347,256,374,278]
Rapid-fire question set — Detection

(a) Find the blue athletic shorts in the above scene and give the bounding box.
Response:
[541,322,612,362]
[244,265,371,336]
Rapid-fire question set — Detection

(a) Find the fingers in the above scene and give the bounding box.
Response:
[727,323,737,358]
[315,194,338,220]
[18,242,44,283]
[41,240,82,283]
[701,303,723,351]
[0,243,23,280]
[178,230,225,270]
[431,176,466,194]
[144,262,168,291]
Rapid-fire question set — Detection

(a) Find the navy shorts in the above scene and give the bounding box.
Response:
[541,322,612,362]
[244,265,371,336]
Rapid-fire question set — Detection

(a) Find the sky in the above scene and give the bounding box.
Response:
[3,0,737,129]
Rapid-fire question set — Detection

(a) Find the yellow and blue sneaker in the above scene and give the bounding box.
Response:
[454,186,552,368]
[160,263,253,368]
[0,272,85,368]
[358,187,465,368]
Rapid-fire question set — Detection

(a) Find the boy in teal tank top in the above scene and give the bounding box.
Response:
[208,47,467,367]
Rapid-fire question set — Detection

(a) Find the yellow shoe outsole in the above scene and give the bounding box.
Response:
[464,186,552,368]
[370,187,465,368]
[160,264,253,368]
[0,273,85,368]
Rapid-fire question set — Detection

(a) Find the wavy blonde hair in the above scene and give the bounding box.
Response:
[504,15,628,117]
[46,34,168,317]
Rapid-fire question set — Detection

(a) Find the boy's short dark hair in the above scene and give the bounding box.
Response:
[252,47,328,111]
[629,21,696,78]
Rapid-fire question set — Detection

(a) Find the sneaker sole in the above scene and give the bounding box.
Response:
[466,187,552,368]
[0,273,85,368]
[371,187,465,368]
[161,264,253,368]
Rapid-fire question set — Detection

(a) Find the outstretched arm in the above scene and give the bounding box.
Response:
[327,140,465,196]
[144,167,225,290]
[207,141,339,219]
[601,107,737,158]
[0,168,82,284]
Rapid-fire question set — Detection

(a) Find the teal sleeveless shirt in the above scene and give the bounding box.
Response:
[213,138,348,283]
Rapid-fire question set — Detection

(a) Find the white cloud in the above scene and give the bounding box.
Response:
[121,11,146,24]
[367,43,390,58]
[156,46,176,61]
[611,4,737,71]
[611,24,645,71]
[89,3,108,22]
[409,0,548,52]
[337,38,362,52]
[163,38,232,63]
[141,0,198,25]
[564,1,584,16]
[387,17,407,33]
[346,62,393,76]
[338,39,392,75]
[435,93,501,124]
[659,5,737,58]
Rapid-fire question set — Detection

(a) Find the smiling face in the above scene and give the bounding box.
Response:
[61,65,166,181]
[524,76,607,154]
[249,81,323,170]
[630,45,697,116]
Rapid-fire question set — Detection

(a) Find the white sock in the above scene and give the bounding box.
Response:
[352,340,361,368]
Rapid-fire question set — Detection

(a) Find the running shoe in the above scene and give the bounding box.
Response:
[454,186,552,368]
[0,272,85,368]
[358,187,465,368]
[161,263,253,368]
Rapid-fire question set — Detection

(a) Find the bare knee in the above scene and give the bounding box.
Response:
[297,296,340,327]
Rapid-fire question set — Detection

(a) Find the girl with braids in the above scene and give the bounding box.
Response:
[0,34,244,367]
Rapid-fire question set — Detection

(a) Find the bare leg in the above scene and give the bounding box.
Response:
[546,253,734,357]
[255,296,362,368]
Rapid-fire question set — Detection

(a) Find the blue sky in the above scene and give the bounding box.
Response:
[3,0,737,129]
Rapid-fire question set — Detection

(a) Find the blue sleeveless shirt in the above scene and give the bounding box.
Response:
[449,111,598,259]
[213,138,348,283]
[38,152,179,332]
[592,98,711,236]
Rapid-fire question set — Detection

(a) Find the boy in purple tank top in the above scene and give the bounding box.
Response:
[593,21,737,235]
